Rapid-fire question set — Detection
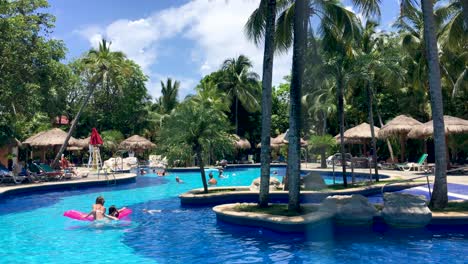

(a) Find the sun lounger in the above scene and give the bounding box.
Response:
[35,163,64,181]
[395,154,428,172]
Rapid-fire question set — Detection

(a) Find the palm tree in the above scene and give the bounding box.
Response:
[219,55,261,134]
[52,39,128,167]
[287,0,307,212]
[419,0,448,209]
[245,0,277,208]
[160,82,233,193]
[155,78,179,115]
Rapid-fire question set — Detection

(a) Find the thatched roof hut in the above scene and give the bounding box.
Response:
[340,122,380,139]
[379,115,422,138]
[407,115,468,138]
[232,135,251,150]
[119,135,155,151]
[75,137,90,148]
[23,128,78,147]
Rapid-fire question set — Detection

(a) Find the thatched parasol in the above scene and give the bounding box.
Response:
[273,130,308,147]
[232,135,251,150]
[335,123,380,154]
[75,137,90,149]
[23,128,78,147]
[379,115,422,162]
[119,135,156,151]
[256,139,282,149]
[407,115,468,139]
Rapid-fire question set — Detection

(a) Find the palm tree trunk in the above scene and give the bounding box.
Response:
[195,145,209,193]
[287,0,307,212]
[259,0,277,208]
[52,83,96,168]
[367,83,379,181]
[320,111,327,168]
[235,97,239,135]
[337,72,347,187]
[421,0,447,209]
[377,111,395,162]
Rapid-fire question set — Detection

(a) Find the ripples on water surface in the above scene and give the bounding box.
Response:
[0,167,466,263]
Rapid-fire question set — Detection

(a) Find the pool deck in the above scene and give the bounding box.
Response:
[0,167,137,196]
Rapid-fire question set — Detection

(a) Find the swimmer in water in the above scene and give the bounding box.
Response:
[176,176,184,183]
[143,209,162,215]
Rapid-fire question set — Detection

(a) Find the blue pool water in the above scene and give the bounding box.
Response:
[0,167,466,263]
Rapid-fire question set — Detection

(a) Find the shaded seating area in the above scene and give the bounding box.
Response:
[395,153,429,172]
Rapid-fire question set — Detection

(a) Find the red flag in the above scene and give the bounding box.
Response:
[89,128,103,145]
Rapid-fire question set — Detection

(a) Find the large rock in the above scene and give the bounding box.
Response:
[320,195,377,225]
[302,172,327,190]
[382,193,432,228]
[250,177,281,191]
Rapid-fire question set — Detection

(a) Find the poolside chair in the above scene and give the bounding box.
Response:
[36,163,64,181]
[395,154,428,172]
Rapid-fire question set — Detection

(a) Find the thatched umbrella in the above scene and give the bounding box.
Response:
[379,115,422,161]
[232,135,251,150]
[256,139,282,149]
[75,137,90,149]
[23,128,79,161]
[407,116,468,166]
[407,115,468,138]
[335,123,380,154]
[274,130,308,147]
[119,135,156,152]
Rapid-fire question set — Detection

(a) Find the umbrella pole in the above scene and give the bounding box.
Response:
[400,134,406,162]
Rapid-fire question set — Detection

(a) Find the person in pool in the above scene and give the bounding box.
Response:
[175,176,184,183]
[208,173,217,185]
[108,205,127,219]
[84,196,117,221]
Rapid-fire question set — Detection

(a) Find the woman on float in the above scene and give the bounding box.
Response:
[83,196,118,221]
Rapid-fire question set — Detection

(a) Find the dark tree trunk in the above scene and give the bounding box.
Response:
[195,145,209,193]
[367,83,379,181]
[337,72,347,187]
[259,0,277,208]
[287,0,307,212]
[421,0,447,209]
[52,83,96,168]
[235,97,239,135]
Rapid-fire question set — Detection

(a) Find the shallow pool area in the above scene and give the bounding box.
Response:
[0,167,466,263]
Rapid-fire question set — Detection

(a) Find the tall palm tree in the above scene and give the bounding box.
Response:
[245,0,277,208]
[156,78,180,115]
[160,82,232,193]
[419,0,448,209]
[287,0,307,212]
[219,55,261,134]
[52,39,128,167]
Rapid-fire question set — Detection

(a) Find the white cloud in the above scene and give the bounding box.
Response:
[76,0,292,99]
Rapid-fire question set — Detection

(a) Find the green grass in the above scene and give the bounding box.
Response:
[316,178,413,191]
[232,204,317,217]
[206,188,237,193]
[432,201,468,212]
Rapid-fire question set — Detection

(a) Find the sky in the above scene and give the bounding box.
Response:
[47,0,401,100]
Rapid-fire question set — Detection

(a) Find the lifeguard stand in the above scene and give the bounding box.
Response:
[88,144,102,169]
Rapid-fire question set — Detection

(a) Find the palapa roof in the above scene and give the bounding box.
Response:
[256,138,282,149]
[23,128,78,147]
[407,115,468,139]
[335,123,380,143]
[379,115,422,138]
[232,135,251,150]
[119,135,155,151]
[273,130,308,146]
[75,137,90,148]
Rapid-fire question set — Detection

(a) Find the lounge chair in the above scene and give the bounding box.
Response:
[36,163,64,181]
[395,154,428,172]
[0,164,29,184]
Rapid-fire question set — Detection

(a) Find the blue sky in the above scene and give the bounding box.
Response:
[47,0,400,100]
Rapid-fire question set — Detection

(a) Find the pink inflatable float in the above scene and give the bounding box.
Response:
[63,208,132,221]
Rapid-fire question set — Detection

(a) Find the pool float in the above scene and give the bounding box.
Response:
[63,208,132,221]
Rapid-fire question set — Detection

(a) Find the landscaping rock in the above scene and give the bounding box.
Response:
[319,194,377,225]
[382,193,432,228]
[302,172,327,190]
[249,177,281,191]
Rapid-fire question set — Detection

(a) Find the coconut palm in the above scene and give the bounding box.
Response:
[160,82,233,193]
[52,39,128,167]
[286,0,308,212]
[219,55,261,135]
[155,78,179,115]
[245,0,277,208]
[419,0,448,209]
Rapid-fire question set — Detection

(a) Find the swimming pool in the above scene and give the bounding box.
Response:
[0,167,466,263]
